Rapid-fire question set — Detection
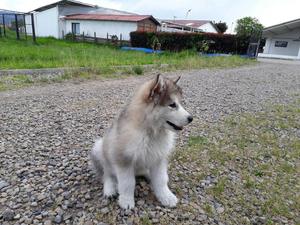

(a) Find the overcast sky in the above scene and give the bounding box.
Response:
[1,0,300,31]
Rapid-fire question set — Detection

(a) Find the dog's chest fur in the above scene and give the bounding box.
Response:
[130,128,175,168]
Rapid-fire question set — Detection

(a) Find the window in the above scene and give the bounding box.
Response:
[71,23,80,35]
[275,41,288,47]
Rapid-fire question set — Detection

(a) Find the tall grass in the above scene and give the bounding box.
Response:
[0,37,254,70]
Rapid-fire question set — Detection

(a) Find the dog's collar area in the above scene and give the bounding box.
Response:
[166,121,183,131]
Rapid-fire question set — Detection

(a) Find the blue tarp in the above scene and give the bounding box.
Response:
[121,46,163,54]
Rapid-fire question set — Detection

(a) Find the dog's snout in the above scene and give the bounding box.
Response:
[187,115,193,123]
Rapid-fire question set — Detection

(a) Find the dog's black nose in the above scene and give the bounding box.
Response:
[187,116,193,123]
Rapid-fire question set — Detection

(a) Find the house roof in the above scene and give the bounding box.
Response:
[161,19,219,32]
[0,8,25,15]
[163,19,210,28]
[263,18,300,36]
[64,14,160,25]
[33,0,95,12]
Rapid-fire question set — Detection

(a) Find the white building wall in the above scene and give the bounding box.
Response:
[263,38,272,54]
[199,23,218,33]
[262,28,300,57]
[65,20,137,40]
[34,6,59,38]
[268,38,300,56]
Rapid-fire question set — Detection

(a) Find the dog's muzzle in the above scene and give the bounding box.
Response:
[166,121,183,131]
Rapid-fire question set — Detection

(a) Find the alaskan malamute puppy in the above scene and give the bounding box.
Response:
[90,74,193,209]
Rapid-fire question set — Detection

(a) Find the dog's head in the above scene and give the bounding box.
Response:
[145,74,193,132]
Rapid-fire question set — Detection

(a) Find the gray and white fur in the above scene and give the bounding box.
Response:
[90,74,193,209]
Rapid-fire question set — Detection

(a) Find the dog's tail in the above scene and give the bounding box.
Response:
[89,138,104,178]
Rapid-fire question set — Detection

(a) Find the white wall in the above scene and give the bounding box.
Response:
[65,20,137,40]
[263,28,300,57]
[199,23,218,33]
[34,6,59,38]
[268,38,300,56]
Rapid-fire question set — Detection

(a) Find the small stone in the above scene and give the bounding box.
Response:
[63,213,72,221]
[44,220,52,225]
[31,202,38,207]
[281,218,288,224]
[137,199,145,206]
[24,217,33,224]
[54,215,63,224]
[0,180,9,190]
[13,213,21,220]
[42,211,49,217]
[35,214,42,220]
[37,194,46,201]
[216,207,225,214]
[242,216,250,224]
[84,193,91,200]
[33,219,40,224]
[257,216,266,223]
[152,218,160,223]
[2,209,15,221]
[76,202,84,209]
[100,207,109,214]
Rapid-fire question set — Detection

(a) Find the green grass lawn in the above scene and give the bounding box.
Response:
[0,37,253,70]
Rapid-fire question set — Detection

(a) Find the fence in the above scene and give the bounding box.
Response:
[63,32,130,46]
[0,12,36,42]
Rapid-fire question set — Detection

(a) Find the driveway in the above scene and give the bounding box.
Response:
[0,62,299,224]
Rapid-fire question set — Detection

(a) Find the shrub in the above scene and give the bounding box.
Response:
[130,31,249,54]
[65,32,76,41]
[132,66,143,75]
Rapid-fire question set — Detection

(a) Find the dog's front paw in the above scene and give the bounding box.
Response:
[103,181,117,198]
[119,196,135,209]
[103,187,117,198]
[157,190,178,207]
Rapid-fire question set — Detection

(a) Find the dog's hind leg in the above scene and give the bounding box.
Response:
[90,139,104,178]
[91,138,117,197]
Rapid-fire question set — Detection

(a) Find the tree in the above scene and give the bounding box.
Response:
[214,21,228,34]
[235,17,263,38]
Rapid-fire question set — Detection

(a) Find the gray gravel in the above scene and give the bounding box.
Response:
[0,62,299,225]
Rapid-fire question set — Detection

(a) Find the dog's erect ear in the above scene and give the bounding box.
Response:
[174,76,181,84]
[149,74,164,100]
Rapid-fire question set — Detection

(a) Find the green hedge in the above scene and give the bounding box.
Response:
[130,31,249,54]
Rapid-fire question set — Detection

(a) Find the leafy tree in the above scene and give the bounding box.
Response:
[214,21,228,33]
[235,17,263,38]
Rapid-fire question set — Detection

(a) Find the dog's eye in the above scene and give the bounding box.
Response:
[169,103,176,108]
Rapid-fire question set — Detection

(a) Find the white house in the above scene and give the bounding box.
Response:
[258,18,300,60]
[64,14,159,40]
[25,0,158,40]
[159,20,219,33]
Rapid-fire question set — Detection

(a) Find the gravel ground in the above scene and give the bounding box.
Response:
[0,62,299,225]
